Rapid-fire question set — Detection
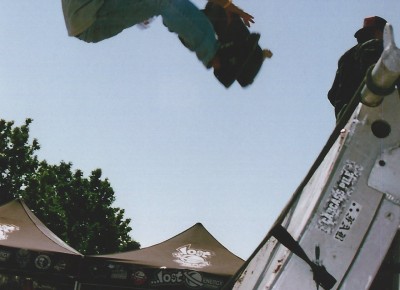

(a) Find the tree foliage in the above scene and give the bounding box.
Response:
[0,118,140,254]
[0,119,40,202]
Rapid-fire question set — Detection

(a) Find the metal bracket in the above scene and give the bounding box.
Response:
[368,146,400,205]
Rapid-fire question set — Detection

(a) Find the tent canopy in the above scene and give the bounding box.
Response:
[0,199,81,255]
[96,223,243,275]
[0,199,82,280]
[82,223,244,289]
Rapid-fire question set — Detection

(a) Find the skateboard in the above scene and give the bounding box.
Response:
[203,3,269,88]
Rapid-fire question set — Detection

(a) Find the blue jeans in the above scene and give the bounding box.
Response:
[78,0,219,66]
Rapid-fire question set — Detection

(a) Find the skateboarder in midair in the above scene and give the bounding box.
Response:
[61,0,263,87]
[202,2,272,87]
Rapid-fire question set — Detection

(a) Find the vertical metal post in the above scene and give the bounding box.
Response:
[74,281,81,290]
[392,231,400,290]
[361,23,400,107]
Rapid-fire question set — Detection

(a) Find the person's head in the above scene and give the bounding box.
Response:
[354,16,387,43]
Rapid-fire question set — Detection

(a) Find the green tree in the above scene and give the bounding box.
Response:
[0,118,140,254]
[0,118,40,203]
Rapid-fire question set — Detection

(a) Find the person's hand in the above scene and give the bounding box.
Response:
[236,10,254,27]
[224,4,255,27]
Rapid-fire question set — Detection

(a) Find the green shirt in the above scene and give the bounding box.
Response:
[62,0,104,36]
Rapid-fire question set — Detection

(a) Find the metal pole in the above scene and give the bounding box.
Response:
[74,281,81,290]
[392,231,400,290]
[361,23,400,107]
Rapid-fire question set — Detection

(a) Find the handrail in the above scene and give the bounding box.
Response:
[362,23,400,107]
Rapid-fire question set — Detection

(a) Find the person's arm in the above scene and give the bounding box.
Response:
[209,0,254,27]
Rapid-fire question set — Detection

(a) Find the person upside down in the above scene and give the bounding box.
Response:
[61,0,272,87]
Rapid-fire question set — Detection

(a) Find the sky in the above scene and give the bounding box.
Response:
[1,0,399,260]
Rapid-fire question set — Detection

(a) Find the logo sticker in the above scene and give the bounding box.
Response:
[184,271,203,288]
[110,265,128,280]
[150,269,224,289]
[0,250,11,262]
[334,201,362,242]
[132,271,147,286]
[150,269,187,287]
[54,260,67,272]
[173,244,214,268]
[317,160,363,234]
[0,224,19,240]
[35,255,51,270]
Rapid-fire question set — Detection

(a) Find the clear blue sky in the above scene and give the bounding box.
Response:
[1,0,399,259]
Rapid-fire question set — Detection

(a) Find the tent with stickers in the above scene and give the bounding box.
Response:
[0,199,82,288]
[80,223,244,290]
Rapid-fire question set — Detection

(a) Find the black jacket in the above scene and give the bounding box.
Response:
[328,39,383,117]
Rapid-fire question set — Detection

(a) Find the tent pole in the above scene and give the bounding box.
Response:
[74,281,81,290]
